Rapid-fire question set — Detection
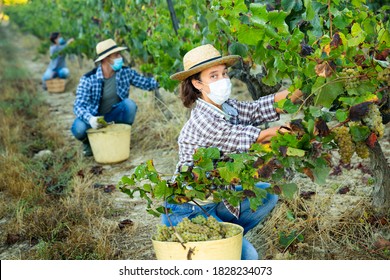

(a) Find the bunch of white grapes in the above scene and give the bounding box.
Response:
[340,68,360,89]
[362,103,384,139]
[153,216,242,242]
[377,68,390,86]
[333,126,356,164]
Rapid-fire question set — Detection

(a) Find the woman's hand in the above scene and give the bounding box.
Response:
[256,123,291,143]
[274,89,303,113]
[290,89,303,104]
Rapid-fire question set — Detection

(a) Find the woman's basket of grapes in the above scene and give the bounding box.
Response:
[152,215,243,260]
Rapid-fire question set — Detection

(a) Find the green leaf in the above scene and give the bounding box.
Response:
[279,230,302,248]
[281,183,298,199]
[205,147,221,159]
[274,55,287,72]
[314,79,343,108]
[335,109,348,122]
[313,164,330,185]
[237,25,263,45]
[286,210,295,221]
[228,42,248,57]
[120,175,135,186]
[268,10,289,34]
[218,162,240,183]
[146,208,162,217]
[153,181,170,199]
[286,147,306,157]
[134,164,147,179]
[348,23,365,46]
[303,0,315,20]
[281,0,297,12]
[249,3,268,22]
[349,125,370,142]
[333,14,350,29]
[307,119,315,135]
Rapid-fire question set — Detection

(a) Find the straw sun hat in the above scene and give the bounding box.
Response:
[170,44,241,81]
[95,39,127,62]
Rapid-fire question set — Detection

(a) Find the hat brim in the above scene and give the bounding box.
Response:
[95,46,128,62]
[170,55,241,81]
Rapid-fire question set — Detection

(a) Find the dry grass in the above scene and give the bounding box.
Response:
[247,193,390,260]
[131,90,187,153]
[0,26,124,260]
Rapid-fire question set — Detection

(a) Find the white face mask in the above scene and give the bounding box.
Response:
[202,78,232,105]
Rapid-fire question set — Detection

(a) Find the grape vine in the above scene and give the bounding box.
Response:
[4,0,390,211]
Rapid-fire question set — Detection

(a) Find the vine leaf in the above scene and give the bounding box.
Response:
[349,101,371,121]
[280,183,298,199]
[366,132,378,148]
[315,62,334,78]
[315,118,330,137]
[314,78,343,108]
[330,32,343,48]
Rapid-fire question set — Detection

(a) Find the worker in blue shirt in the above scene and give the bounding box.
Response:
[71,38,159,156]
[42,32,74,90]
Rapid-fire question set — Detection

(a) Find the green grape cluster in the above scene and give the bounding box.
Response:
[362,104,384,139]
[355,141,370,159]
[340,68,360,89]
[333,126,355,164]
[97,116,108,127]
[377,68,390,86]
[153,216,242,242]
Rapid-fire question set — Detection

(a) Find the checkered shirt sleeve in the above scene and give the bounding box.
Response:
[73,66,159,124]
[177,95,279,167]
[226,94,280,125]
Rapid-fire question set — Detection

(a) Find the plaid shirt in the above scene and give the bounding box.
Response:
[73,65,159,123]
[178,94,279,218]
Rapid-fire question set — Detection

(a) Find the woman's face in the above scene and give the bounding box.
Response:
[192,64,228,95]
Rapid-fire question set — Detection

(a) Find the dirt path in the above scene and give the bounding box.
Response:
[15,31,179,260]
[9,27,390,260]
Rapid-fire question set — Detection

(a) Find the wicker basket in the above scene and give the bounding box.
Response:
[46,78,66,93]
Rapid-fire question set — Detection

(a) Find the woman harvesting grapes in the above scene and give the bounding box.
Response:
[161,44,303,260]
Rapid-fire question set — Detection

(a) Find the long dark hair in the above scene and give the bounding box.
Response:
[179,72,201,108]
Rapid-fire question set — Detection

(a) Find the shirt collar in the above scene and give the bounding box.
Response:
[96,65,104,80]
[96,65,121,81]
[196,98,229,119]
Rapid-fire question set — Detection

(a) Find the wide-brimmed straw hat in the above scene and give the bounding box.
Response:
[95,39,127,62]
[170,44,241,81]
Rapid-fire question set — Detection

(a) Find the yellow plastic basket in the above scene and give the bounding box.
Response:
[46,78,66,93]
[152,222,243,260]
[87,124,131,164]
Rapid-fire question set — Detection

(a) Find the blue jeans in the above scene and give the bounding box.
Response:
[42,67,70,87]
[71,98,137,141]
[161,182,278,260]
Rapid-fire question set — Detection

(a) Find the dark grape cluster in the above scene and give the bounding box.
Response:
[153,216,242,242]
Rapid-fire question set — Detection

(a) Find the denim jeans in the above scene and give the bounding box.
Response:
[42,67,70,85]
[161,182,278,260]
[71,98,137,141]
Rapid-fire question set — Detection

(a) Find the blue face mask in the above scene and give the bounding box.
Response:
[110,57,123,71]
[58,37,66,45]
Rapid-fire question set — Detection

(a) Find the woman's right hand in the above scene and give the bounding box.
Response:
[256,123,291,143]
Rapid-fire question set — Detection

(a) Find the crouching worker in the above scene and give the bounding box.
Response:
[42,32,74,90]
[71,39,159,156]
[161,44,303,260]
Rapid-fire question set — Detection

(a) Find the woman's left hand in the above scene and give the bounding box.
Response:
[290,89,303,104]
